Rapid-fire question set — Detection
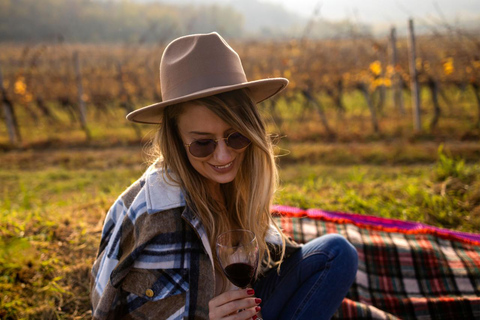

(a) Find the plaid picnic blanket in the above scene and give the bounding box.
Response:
[272,205,480,320]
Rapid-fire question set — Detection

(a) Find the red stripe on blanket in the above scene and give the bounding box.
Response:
[271,205,480,246]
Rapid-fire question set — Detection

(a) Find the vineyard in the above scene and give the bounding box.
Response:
[1,22,480,147]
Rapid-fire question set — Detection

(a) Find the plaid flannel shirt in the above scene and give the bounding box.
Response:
[90,163,215,319]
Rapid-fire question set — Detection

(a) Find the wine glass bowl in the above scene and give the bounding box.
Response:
[216,229,259,288]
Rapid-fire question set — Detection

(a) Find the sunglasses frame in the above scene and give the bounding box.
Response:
[184,131,251,158]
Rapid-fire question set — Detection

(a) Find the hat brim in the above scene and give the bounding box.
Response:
[126,78,288,124]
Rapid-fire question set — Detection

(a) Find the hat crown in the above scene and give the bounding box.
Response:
[160,32,248,101]
[126,32,288,124]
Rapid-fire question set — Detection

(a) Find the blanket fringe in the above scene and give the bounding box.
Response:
[271,205,480,246]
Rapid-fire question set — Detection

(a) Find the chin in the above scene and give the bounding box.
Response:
[210,172,237,185]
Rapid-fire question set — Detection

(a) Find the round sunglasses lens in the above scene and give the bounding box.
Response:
[190,140,216,157]
[228,132,251,149]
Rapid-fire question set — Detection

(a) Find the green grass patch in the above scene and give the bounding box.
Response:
[276,161,480,233]
[0,162,145,319]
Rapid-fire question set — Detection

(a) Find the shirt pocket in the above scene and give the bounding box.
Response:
[121,267,189,302]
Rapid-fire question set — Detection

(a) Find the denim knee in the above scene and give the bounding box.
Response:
[326,234,358,282]
[307,233,358,282]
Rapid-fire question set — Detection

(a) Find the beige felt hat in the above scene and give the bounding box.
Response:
[126,32,289,124]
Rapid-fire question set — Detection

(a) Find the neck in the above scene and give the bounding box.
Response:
[208,181,240,230]
[209,181,224,204]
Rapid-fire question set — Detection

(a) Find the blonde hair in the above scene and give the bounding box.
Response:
[150,89,287,290]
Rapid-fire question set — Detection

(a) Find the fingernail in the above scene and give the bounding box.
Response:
[252,316,258,320]
[255,298,262,304]
[247,289,255,295]
[255,306,261,312]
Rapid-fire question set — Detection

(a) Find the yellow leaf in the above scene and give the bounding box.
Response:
[369,61,382,76]
[14,78,27,95]
[443,57,454,75]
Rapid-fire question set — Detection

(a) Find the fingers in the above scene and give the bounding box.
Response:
[209,288,254,309]
[226,305,261,320]
[217,297,261,319]
[209,288,262,320]
[210,288,254,306]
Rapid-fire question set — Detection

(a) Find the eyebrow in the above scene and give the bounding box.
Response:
[188,129,234,135]
[188,131,213,135]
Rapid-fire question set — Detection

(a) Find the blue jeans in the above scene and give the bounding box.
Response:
[254,234,358,320]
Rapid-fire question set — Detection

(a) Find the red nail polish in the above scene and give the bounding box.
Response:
[252,316,258,320]
[247,289,255,295]
[255,306,261,312]
[255,298,262,304]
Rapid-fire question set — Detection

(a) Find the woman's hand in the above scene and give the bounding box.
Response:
[208,288,262,320]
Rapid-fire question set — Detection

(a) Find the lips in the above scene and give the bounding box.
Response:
[213,162,233,169]
[209,159,235,173]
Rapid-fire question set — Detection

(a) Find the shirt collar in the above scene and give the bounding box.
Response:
[144,164,186,214]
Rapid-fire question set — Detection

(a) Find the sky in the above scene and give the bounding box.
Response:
[149,0,480,35]
[260,0,480,24]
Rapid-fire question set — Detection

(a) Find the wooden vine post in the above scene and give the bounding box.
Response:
[427,78,441,130]
[73,51,91,140]
[390,27,405,115]
[301,89,334,137]
[473,82,480,128]
[358,83,379,133]
[0,62,21,144]
[408,18,421,132]
[375,45,387,113]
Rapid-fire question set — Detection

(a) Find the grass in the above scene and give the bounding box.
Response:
[0,162,145,319]
[277,160,480,233]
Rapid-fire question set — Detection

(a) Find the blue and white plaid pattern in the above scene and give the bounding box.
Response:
[90,164,214,319]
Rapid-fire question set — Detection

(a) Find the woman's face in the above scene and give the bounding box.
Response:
[177,103,247,187]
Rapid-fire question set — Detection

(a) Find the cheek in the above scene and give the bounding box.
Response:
[186,153,201,168]
[186,152,210,174]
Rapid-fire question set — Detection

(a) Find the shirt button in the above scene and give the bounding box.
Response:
[145,289,154,298]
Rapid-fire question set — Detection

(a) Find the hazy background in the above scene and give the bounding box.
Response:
[1,0,479,43]
[159,0,480,35]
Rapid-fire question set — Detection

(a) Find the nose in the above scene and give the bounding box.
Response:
[213,139,234,163]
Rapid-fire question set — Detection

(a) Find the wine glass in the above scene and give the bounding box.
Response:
[216,229,259,289]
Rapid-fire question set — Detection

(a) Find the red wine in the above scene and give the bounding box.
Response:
[224,263,255,288]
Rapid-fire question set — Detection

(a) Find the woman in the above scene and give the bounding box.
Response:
[90,32,358,320]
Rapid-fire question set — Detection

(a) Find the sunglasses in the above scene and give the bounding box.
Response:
[185,132,251,158]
